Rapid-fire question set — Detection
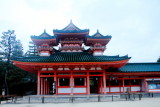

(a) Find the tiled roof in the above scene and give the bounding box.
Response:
[119,63,160,72]
[53,21,89,34]
[87,30,111,39]
[31,30,55,39]
[13,52,130,63]
[31,36,55,39]
[53,29,89,33]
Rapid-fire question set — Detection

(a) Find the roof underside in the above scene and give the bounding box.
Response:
[119,63,160,72]
[13,52,130,63]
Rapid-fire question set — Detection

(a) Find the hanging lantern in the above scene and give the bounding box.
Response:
[134,79,136,82]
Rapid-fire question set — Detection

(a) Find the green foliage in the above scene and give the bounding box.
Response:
[0,30,36,95]
[0,62,5,90]
[12,40,23,58]
[25,41,39,56]
[7,64,37,95]
[0,30,16,60]
[0,62,37,95]
[0,30,23,60]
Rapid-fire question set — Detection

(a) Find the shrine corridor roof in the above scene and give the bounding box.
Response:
[119,63,160,72]
[13,52,130,63]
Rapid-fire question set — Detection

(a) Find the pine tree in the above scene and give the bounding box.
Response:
[12,40,23,58]
[0,30,16,94]
[25,41,39,56]
[157,57,160,62]
[0,30,24,95]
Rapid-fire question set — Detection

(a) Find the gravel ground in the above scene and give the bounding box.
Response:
[1,97,160,107]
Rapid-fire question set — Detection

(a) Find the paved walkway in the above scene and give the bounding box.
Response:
[1,97,160,107]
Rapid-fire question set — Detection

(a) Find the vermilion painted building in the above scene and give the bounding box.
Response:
[13,21,160,95]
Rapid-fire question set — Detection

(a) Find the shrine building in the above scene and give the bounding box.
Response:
[13,21,160,95]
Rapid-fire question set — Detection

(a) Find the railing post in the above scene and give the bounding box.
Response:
[133,94,135,100]
[42,96,44,103]
[28,96,30,104]
[112,95,113,101]
[125,94,127,101]
[71,97,74,103]
[98,95,100,102]
[14,96,17,104]
[138,94,141,100]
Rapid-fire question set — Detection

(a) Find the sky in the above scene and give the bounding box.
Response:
[0,0,160,62]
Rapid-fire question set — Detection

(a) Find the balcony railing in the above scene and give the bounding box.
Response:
[37,47,53,51]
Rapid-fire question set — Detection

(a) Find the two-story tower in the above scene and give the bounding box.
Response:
[13,21,132,95]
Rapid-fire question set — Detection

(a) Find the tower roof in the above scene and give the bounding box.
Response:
[86,30,112,46]
[53,21,89,34]
[87,30,111,39]
[62,20,81,31]
[31,30,56,46]
[31,30,55,39]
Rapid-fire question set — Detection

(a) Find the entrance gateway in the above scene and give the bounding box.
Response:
[13,21,160,95]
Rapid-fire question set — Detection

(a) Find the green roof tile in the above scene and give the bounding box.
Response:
[87,30,112,39]
[31,30,55,39]
[119,63,160,72]
[13,52,130,63]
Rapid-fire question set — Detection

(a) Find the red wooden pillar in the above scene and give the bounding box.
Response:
[109,78,111,93]
[101,77,104,94]
[47,81,49,94]
[37,71,41,95]
[44,79,46,95]
[70,71,74,95]
[41,78,44,95]
[45,80,48,94]
[122,78,125,93]
[129,77,132,92]
[144,78,148,92]
[87,72,90,94]
[54,71,57,95]
[45,79,48,95]
[103,70,106,94]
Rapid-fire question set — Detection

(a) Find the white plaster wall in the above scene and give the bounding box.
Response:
[121,87,124,92]
[48,68,53,71]
[124,87,130,92]
[149,89,160,92]
[131,87,140,91]
[110,87,120,92]
[73,88,86,93]
[40,53,49,56]
[93,52,103,56]
[146,78,160,81]
[141,80,146,92]
[106,87,109,92]
[58,88,71,93]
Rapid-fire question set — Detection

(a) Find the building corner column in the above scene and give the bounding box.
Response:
[87,72,90,95]
[103,70,106,94]
[70,71,74,95]
[37,71,40,95]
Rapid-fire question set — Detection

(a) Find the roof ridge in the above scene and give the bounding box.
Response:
[62,21,81,31]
